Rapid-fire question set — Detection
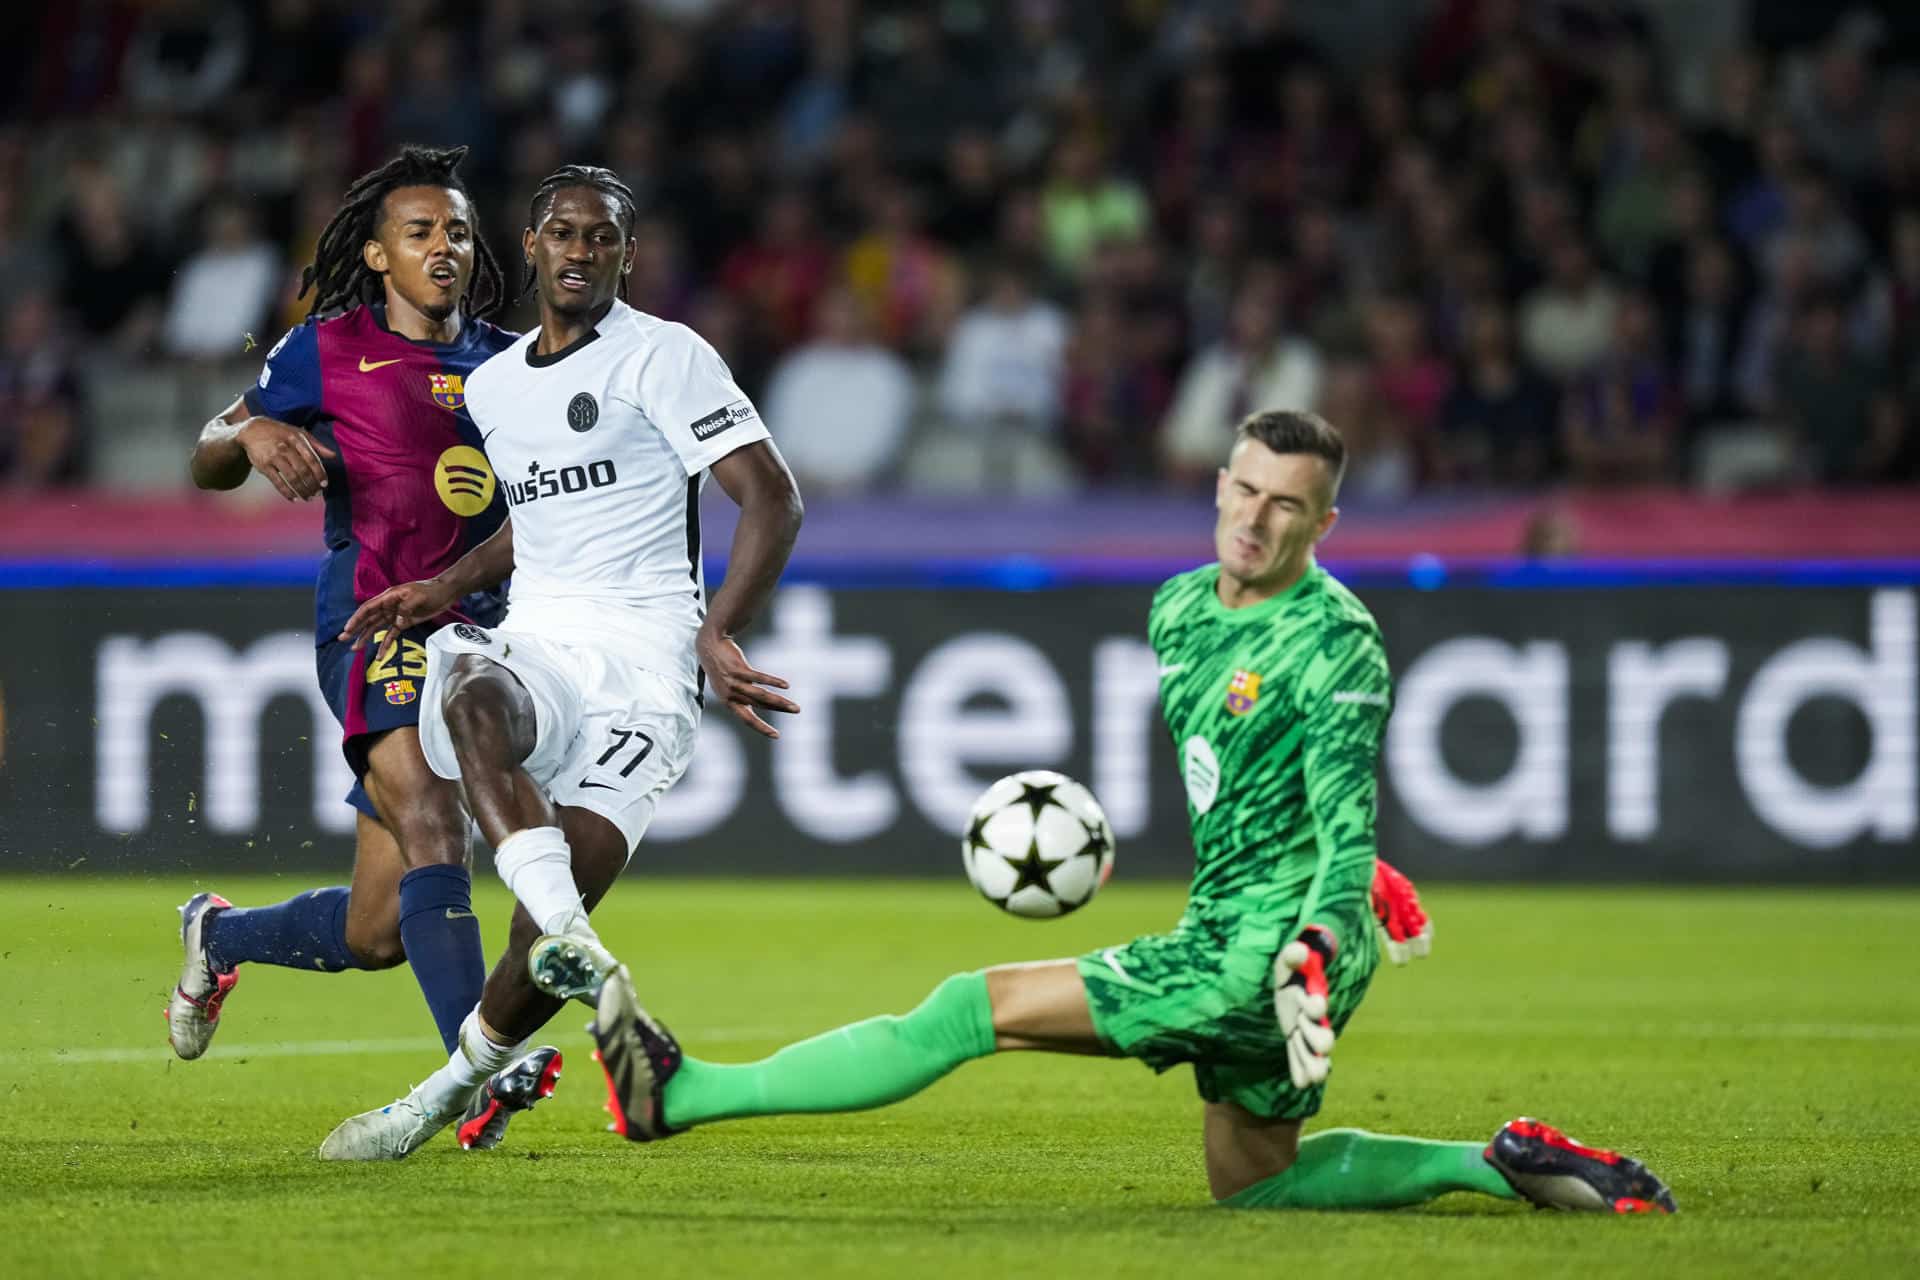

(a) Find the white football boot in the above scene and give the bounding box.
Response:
[166,892,238,1060]
[317,1086,460,1161]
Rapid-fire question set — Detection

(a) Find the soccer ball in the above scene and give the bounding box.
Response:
[962,770,1115,919]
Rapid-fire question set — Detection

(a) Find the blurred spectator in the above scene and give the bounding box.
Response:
[122,0,248,118]
[1040,130,1148,281]
[936,258,1068,437]
[1774,294,1903,483]
[1727,116,1806,251]
[861,11,985,177]
[1225,0,1327,127]
[1693,47,1768,195]
[1364,294,1450,442]
[1561,291,1680,486]
[1768,168,1871,294]
[1183,198,1247,353]
[1318,352,1412,502]
[1671,237,1757,427]
[30,3,139,119]
[162,196,278,360]
[762,287,915,495]
[675,133,765,275]
[1248,64,1357,218]
[720,189,833,354]
[628,215,696,325]
[775,0,857,176]
[928,131,1007,255]
[0,290,87,486]
[1436,298,1557,488]
[842,179,963,353]
[0,177,55,305]
[247,0,352,110]
[1786,19,1883,187]
[1857,86,1920,252]
[1150,65,1244,235]
[1520,234,1620,381]
[55,165,171,353]
[1862,207,1920,401]
[1061,294,1170,482]
[386,28,497,173]
[1593,108,1694,278]
[1646,169,1724,314]
[1287,202,1355,327]
[1520,504,1582,557]
[1161,284,1322,486]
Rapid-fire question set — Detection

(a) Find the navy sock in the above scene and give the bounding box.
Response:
[397,864,487,1054]
[204,886,363,973]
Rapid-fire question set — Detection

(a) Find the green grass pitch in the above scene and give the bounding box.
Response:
[4,876,1916,1278]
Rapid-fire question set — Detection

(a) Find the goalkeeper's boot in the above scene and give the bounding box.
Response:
[588,965,684,1143]
[527,929,621,1003]
[166,891,238,1060]
[318,1085,457,1161]
[1487,1117,1678,1213]
[457,1045,564,1151]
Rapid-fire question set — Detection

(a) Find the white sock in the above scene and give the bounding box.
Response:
[493,826,596,938]
[417,1008,518,1114]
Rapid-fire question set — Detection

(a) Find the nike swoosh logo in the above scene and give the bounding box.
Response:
[444,908,476,921]
[1158,663,1186,678]
[1101,947,1129,981]
[578,780,620,791]
[358,357,404,372]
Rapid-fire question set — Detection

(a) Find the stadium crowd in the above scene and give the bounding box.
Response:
[1,0,1917,496]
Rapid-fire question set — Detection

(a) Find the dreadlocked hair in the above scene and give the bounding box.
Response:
[298,144,507,322]
[522,164,640,299]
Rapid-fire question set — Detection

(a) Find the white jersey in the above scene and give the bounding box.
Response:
[464,299,770,694]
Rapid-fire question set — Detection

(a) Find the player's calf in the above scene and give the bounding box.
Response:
[1486,1117,1678,1214]
[165,892,239,1060]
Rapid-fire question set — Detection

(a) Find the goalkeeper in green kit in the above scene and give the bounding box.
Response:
[577,411,1677,1214]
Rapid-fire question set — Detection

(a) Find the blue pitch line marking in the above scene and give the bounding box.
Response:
[3,556,1919,590]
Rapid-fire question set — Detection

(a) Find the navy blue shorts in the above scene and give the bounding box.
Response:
[315,623,435,821]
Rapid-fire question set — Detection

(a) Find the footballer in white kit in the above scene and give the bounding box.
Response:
[319,165,804,1160]
[416,293,769,851]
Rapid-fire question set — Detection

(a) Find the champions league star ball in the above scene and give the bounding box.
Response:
[962,770,1115,919]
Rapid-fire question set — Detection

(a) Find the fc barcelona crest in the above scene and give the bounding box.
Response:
[428,372,465,411]
[383,679,418,706]
[1225,669,1262,716]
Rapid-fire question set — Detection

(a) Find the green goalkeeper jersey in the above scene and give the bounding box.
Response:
[1149,561,1392,948]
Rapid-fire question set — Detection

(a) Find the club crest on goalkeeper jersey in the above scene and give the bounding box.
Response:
[1148,563,1393,941]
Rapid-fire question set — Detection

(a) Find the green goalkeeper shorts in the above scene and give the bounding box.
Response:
[1077,905,1377,1121]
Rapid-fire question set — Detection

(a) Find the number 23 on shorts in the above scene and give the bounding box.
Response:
[364,631,429,683]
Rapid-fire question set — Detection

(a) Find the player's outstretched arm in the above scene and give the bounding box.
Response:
[189,396,335,500]
[702,440,805,739]
[339,520,516,651]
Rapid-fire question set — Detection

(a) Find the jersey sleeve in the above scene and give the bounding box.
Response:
[241,323,324,426]
[1295,622,1393,950]
[624,323,772,476]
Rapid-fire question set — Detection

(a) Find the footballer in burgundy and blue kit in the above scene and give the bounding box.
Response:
[245,303,517,818]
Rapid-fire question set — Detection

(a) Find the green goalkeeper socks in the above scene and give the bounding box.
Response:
[1219,1129,1520,1209]
[662,971,998,1127]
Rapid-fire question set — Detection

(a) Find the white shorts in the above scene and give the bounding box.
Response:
[418,623,700,853]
